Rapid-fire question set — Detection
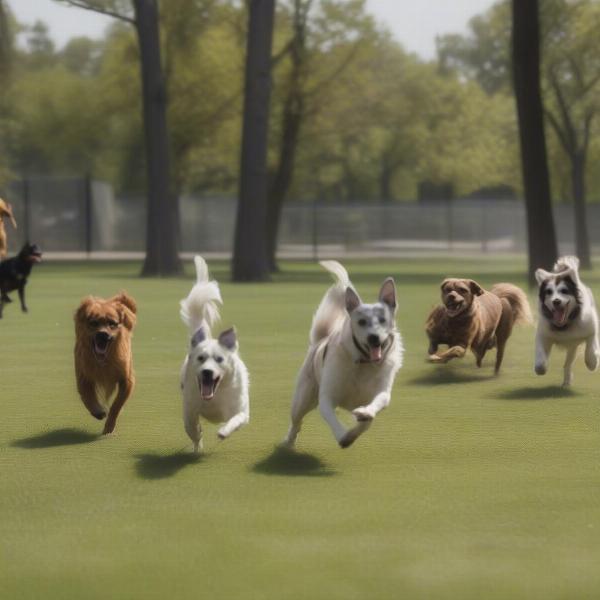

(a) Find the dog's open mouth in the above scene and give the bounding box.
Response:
[29,253,42,263]
[198,374,221,400]
[369,345,382,362]
[552,302,570,327]
[93,334,112,359]
[445,299,464,316]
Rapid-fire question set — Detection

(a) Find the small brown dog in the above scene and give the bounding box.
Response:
[0,198,18,259]
[74,292,137,434]
[426,278,531,373]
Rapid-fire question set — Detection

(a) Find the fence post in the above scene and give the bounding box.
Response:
[84,173,92,256]
[22,176,31,243]
[312,198,319,263]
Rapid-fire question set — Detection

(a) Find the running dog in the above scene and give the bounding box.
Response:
[180,256,249,453]
[534,256,599,386]
[283,261,403,449]
[0,198,17,259]
[0,242,42,318]
[74,292,137,434]
[426,278,531,373]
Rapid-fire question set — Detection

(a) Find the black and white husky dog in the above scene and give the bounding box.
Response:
[534,256,599,386]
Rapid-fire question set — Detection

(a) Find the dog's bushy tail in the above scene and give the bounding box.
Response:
[491,283,533,325]
[309,261,351,345]
[553,255,580,274]
[180,255,222,335]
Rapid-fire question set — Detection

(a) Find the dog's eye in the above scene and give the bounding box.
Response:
[358,319,367,327]
[197,355,206,363]
[108,320,118,328]
[215,356,224,363]
[545,289,553,296]
[378,317,386,324]
[89,319,99,327]
[559,288,569,294]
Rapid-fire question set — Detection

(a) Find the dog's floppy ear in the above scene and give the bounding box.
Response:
[74,296,94,324]
[113,291,137,314]
[468,280,484,296]
[535,269,552,285]
[345,287,362,313]
[218,327,238,351]
[191,327,206,348]
[111,291,137,330]
[379,277,396,310]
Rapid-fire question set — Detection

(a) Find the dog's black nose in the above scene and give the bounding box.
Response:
[367,334,381,347]
[201,369,213,380]
[96,331,111,342]
[552,298,562,307]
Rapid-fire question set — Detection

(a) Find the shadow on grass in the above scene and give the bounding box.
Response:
[409,366,495,386]
[11,427,99,449]
[134,451,201,480]
[252,446,336,477]
[493,385,580,401]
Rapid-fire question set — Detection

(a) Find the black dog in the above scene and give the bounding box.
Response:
[0,242,43,318]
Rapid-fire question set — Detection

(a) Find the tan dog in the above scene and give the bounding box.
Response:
[74,292,137,434]
[426,278,531,373]
[0,198,17,259]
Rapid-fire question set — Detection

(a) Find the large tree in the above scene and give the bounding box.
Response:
[232,0,276,281]
[59,0,181,276]
[512,0,558,283]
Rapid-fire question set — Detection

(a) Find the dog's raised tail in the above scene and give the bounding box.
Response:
[491,283,533,325]
[309,261,353,345]
[180,255,222,334]
[553,255,580,274]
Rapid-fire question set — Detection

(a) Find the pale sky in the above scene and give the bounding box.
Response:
[8,0,497,60]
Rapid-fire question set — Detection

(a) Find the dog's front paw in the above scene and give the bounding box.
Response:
[535,363,547,376]
[102,421,116,435]
[352,407,374,422]
[217,428,229,440]
[92,410,107,420]
[339,430,358,449]
[428,354,443,363]
[21,307,28,313]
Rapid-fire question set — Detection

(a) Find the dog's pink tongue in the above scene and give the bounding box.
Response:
[370,346,382,361]
[553,308,567,326]
[201,380,214,399]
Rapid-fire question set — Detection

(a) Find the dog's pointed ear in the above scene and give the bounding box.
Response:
[535,269,552,285]
[345,287,362,313]
[74,296,94,324]
[218,327,238,351]
[191,326,206,348]
[379,278,396,310]
[468,280,484,296]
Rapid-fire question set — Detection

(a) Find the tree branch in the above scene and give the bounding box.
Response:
[58,0,135,24]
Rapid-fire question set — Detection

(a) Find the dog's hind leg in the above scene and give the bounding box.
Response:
[584,334,600,372]
[103,376,134,435]
[283,377,317,448]
[562,346,578,387]
[77,376,106,420]
[18,283,27,313]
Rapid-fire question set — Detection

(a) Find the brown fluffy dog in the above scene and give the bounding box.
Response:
[426,278,531,373]
[0,198,18,259]
[74,292,137,434]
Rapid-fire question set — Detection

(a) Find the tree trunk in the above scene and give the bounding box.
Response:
[135,0,182,277]
[232,0,275,282]
[512,0,558,285]
[572,151,591,268]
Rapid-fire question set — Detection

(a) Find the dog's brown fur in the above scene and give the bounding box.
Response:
[426,278,531,373]
[74,292,137,434]
[0,199,17,259]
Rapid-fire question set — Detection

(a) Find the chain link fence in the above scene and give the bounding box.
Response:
[1,175,597,258]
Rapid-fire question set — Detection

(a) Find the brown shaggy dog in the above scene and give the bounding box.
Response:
[0,198,18,259]
[426,278,531,373]
[74,292,137,434]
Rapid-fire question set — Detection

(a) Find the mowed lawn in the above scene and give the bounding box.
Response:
[1,257,600,599]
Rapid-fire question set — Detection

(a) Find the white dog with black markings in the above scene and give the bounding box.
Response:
[534,256,599,387]
[180,256,249,452]
[283,261,403,449]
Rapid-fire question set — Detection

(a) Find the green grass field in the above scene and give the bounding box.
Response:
[2,258,600,599]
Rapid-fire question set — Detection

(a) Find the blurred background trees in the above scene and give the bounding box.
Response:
[1,0,600,275]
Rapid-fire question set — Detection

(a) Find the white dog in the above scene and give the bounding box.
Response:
[180,256,249,452]
[534,256,599,386]
[283,261,403,449]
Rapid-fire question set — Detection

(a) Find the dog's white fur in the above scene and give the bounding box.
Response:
[283,260,403,449]
[534,256,599,386]
[180,256,249,452]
